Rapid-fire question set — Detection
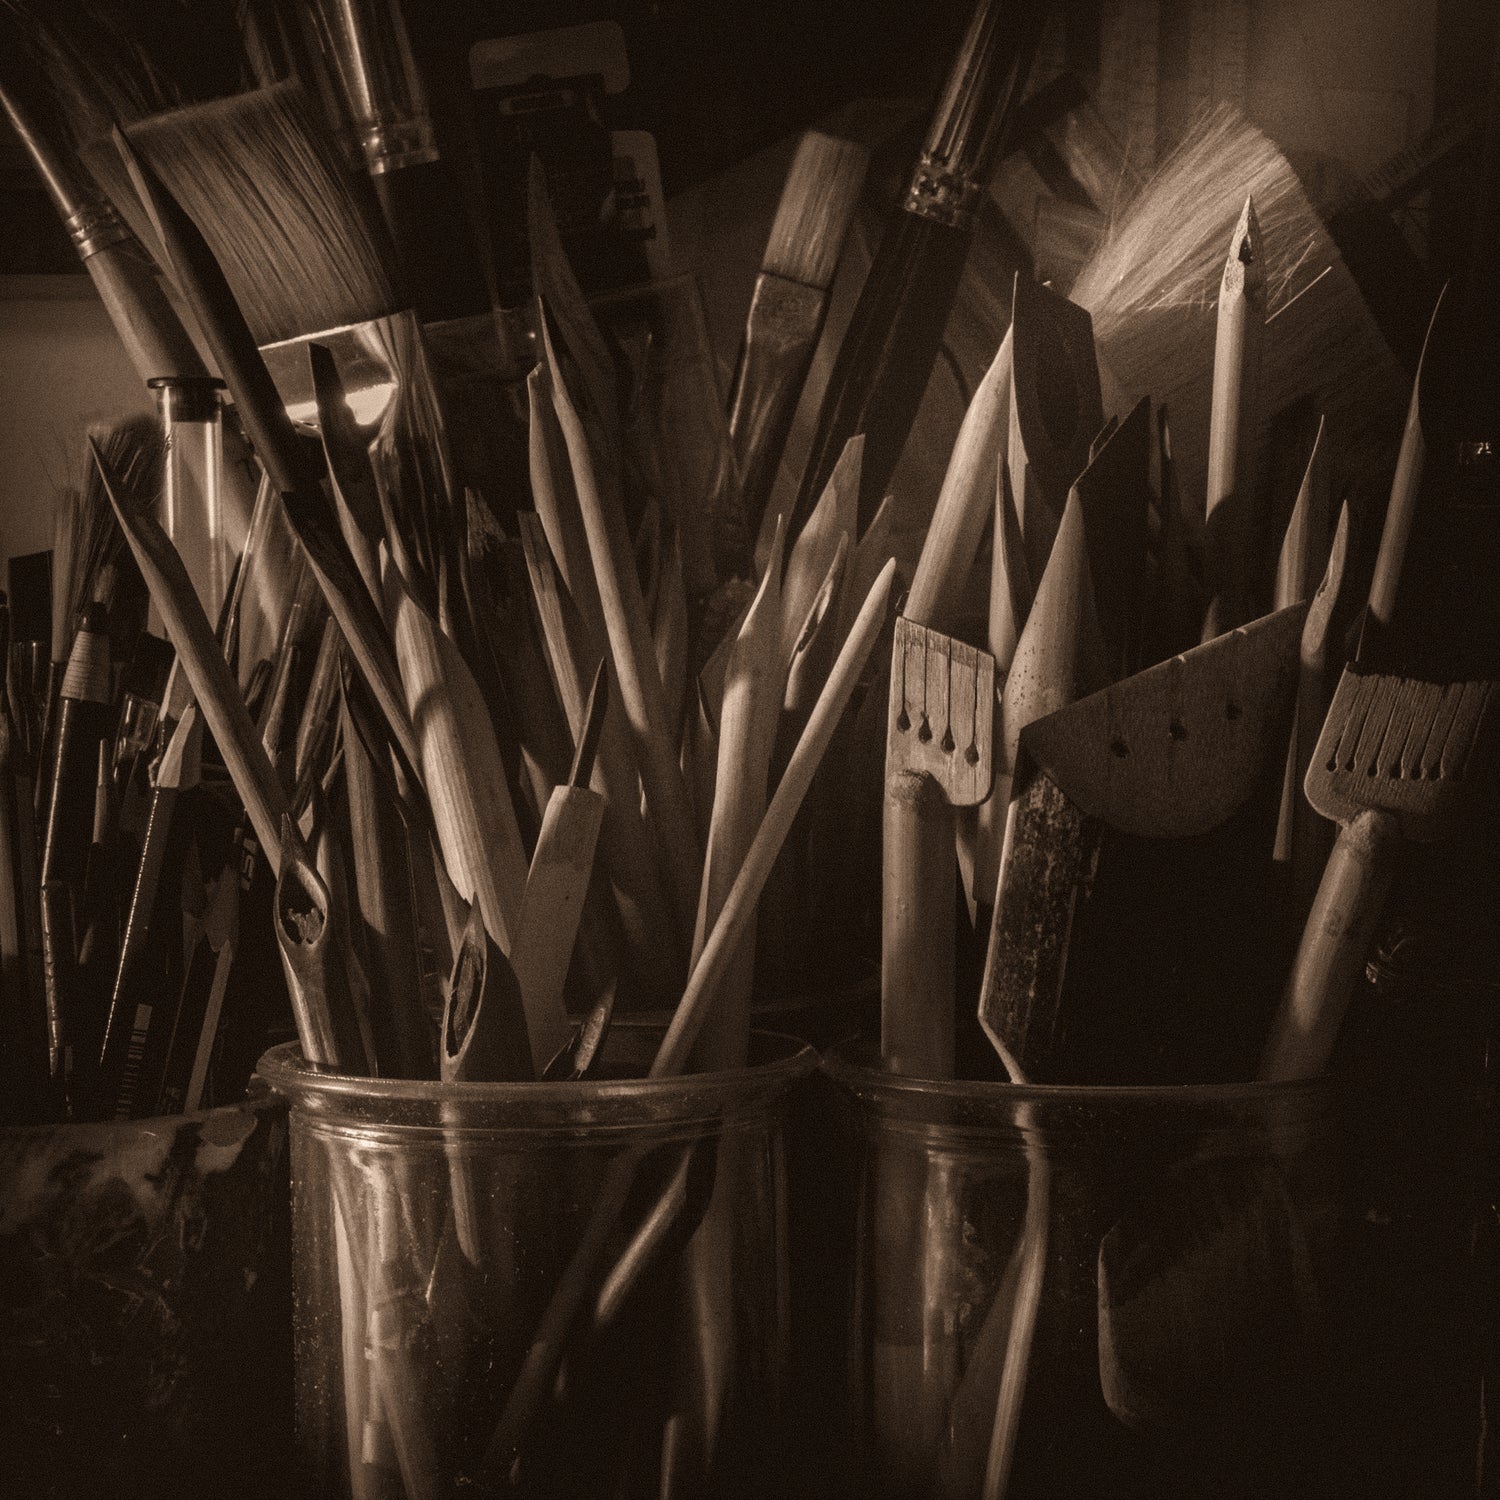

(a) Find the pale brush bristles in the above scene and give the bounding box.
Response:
[126,81,400,345]
[1073,104,1406,514]
[763,131,869,290]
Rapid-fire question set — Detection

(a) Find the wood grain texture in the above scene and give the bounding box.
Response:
[1021,601,1307,839]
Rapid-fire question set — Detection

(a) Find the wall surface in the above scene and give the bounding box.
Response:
[0,276,154,568]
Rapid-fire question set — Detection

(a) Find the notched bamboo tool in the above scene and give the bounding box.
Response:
[1259,668,1498,1082]
[883,617,995,1079]
[982,602,1307,1081]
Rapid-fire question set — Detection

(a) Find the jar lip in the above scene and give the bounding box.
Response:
[820,1040,1336,1107]
[258,1025,817,1112]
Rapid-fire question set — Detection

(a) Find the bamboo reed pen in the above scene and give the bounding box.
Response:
[1202,196,1267,640]
[537,309,705,945]
[688,522,787,1072]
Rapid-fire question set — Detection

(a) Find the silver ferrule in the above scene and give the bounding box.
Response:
[63,197,134,260]
[360,112,440,174]
[903,155,986,229]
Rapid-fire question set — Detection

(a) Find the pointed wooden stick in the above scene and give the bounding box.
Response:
[653,558,898,1077]
[537,305,704,944]
[93,438,289,872]
[689,522,788,1071]
[907,332,1013,633]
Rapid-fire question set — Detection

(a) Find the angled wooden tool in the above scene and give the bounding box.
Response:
[981,602,1307,1081]
[882,618,995,1078]
[1008,273,1104,588]
[1259,669,1498,1081]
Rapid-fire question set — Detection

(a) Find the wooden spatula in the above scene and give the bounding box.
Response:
[1259,668,1498,1081]
[883,617,995,1078]
[981,603,1306,1080]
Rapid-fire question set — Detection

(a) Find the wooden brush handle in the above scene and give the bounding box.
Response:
[373,159,491,324]
[85,243,209,383]
[882,769,957,1080]
[1259,807,1402,1082]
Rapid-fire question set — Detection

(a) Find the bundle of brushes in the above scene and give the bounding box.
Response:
[2,0,908,1109]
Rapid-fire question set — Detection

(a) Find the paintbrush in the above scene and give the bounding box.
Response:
[37,601,114,1109]
[93,705,201,1118]
[727,131,869,545]
[305,0,491,322]
[113,125,424,784]
[787,0,1045,533]
[1202,196,1267,640]
[93,436,291,871]
[1259,672,1498,1082]
[125,80,458,593]
[0,34,209,386]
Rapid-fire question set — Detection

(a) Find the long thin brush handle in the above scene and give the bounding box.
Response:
[787,0,1043,535]
[1259,807,1402,1081]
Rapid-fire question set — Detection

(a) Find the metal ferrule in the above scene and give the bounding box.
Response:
[359,112,440,173]
[903,155,986,229]
[63,197,134,260]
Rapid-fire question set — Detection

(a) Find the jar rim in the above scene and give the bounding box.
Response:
[821,1039,1336,1110]
[258,1025,817,1129]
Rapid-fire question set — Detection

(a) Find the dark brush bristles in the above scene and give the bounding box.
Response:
[71,415,162,652]
[127,81,404,345]
[762,131,869,290]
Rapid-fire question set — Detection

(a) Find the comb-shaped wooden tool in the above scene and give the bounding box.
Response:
[1259,668,1498,1081]
[883,617,995,1078]
[981,603,1307,1081]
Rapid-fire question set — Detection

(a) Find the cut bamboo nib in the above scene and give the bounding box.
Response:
[886,618,995,807]
[1203,195,1267,639]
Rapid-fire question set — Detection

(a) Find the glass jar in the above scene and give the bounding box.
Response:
[821,1045,1346,1500]
[261,1026,814,1499]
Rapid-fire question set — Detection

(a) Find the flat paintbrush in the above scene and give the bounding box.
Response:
[0,40,207,386]
[113,125,423,781]
[787,0,1045,534]
[727,131,868,546]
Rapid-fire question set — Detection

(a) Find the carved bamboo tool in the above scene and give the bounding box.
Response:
[982,603,1307,1082]
[882,618,995,1080]
[1259,670,1498,1082]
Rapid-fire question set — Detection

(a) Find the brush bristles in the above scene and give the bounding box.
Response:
[762,131,869,290]
[60,415,161,634]
[126,81,401,345]
[1073,104,1406,508]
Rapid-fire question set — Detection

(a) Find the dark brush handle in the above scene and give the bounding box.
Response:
[373,158,492,324]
